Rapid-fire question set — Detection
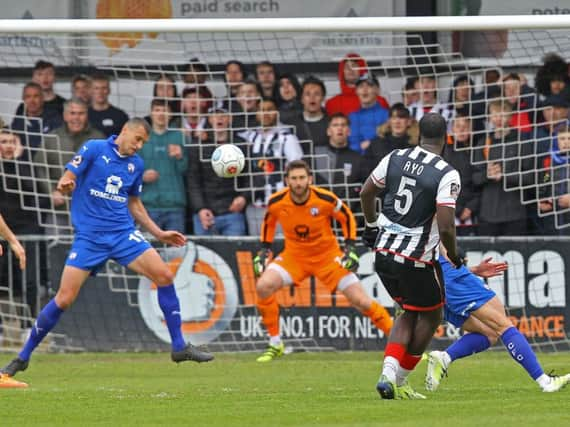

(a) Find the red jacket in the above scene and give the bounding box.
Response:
[325,53,389,116]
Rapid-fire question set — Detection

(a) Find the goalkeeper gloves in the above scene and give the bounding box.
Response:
[361,224,380,248]
[253,246,272,277]
[341,242,360,272]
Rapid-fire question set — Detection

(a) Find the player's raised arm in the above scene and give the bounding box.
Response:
[128,196,186,247]
[260,203,278,247]
[360,151,391,248]
[0,213,26,270]
[331,197,357,243]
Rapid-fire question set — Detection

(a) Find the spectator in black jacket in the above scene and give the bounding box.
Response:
[276,73,302,123]
[255,61,278,100]
[0,128,47,315]
[225,60,246,98]
[187,106,247,236]
[442,114,481,235]
[11,82,61,161]
[283,76,329,154]
[314,113,368,223]
[88,74,129,137]
[366,103,417,173]
[472,100,534,236]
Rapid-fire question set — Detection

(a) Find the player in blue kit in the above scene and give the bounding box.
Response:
[425,247,570,393]
[0,118,213,383]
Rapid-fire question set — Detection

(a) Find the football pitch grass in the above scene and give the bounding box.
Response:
[1,351,569,427]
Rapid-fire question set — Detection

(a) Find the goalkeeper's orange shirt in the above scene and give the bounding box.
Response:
[261,186,357,256]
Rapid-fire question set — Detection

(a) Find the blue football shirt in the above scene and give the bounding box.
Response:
[65,136,144,232]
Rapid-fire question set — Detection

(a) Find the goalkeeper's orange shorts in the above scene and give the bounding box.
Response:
[267,248,358,292]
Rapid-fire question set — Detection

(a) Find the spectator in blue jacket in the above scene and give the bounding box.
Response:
[348,73,389,154]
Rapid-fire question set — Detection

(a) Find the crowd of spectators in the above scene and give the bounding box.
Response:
[1,52,570,241]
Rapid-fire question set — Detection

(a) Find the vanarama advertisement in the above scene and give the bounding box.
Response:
[130,238,568,351]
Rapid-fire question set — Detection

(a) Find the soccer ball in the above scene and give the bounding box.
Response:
[211,144,245,178]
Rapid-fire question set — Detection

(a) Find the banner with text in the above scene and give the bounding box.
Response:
[49,237,569,353]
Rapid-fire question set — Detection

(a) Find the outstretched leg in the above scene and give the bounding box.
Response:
[128,248,213,363]
[429,296,570,392]
[341,282,393,335]
[1,266,90,377]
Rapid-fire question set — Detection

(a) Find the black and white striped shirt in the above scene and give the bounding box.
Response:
[370,146,461,264]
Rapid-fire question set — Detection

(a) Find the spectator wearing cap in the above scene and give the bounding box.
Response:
[366,102,417,171]
[187,105,247,236]
[537,121,570,235]
[531,93,570,229]
[347,73,389,154]
[534,93,570,162]
[325,53,389,117]
[282,76,329,154]
[88,73,129,137]
[542,93,570,129]
[138,98,188,233]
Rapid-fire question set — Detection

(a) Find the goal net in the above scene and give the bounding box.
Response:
[0,16,569,353]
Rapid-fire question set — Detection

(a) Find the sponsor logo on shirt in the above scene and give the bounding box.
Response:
[89,175,126,202]
[105,175,123,194]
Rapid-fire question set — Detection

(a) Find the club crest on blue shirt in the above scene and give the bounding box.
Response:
[71,155,82,168]
[128,163,135,173]
[310,206,319,216]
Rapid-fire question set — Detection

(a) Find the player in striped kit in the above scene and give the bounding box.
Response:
[360,113,463,399]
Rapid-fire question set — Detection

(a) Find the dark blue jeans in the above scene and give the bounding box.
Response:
[192,212,246,236]
[147,209,186,234]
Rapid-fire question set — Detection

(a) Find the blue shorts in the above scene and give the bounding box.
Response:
[66,229,152,275]
[440,257,496,328]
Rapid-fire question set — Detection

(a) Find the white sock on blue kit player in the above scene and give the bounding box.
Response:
[425,249,570,393]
